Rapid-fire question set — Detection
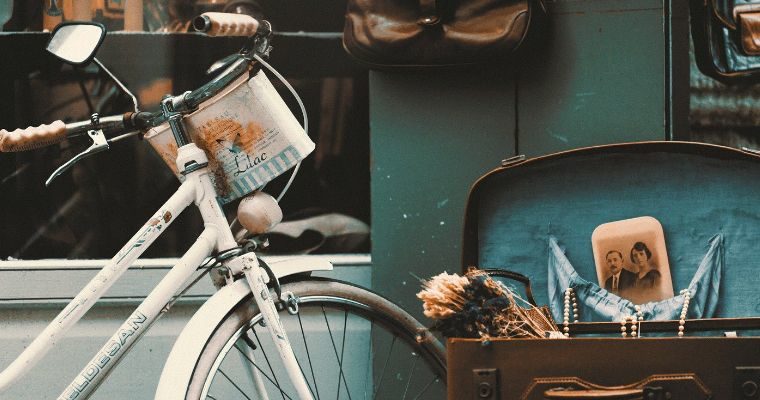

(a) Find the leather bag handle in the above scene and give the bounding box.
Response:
[543,388,643,399]
[525,374,711,399]
[479,268,539,306]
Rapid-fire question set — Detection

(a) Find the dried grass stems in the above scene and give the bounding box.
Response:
[417,268,557,339]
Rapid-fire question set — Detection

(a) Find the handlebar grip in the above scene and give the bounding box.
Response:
[193,12,259,37]
[0,120,67,152]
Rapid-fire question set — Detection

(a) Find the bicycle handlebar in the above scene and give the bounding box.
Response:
[0,121,67,152]
[0,13,269,153]
[193,12,260,37]
[0,113,142,152]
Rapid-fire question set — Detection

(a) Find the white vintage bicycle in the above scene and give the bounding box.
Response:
[0,14,445,400]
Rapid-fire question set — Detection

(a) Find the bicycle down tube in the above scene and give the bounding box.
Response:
[0,144,237,399]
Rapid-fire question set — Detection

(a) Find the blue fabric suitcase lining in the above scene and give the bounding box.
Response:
[462,142,760,321]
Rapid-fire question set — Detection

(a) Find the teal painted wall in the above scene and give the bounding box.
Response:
[370,0,690,319]
[370,71,516,313]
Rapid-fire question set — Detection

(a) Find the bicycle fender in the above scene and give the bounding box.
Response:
[155,279,250,400]
[266,256,333,279]
[154,258,333,399]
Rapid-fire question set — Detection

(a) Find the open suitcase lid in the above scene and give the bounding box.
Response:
[461,141,760,320]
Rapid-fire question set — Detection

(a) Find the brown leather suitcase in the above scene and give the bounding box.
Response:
[449,141,760,399]
[448,337,760,399]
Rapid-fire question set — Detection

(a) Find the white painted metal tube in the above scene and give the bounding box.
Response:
[155,259,334,400]
[57,227,218,400]
[241,253,314,400]
[0,180,196,393]
[193,168,238,254]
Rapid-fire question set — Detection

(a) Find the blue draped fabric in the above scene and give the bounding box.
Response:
[548,235,723,322]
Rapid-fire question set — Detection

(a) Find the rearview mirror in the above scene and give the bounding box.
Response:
[46,22,106,65]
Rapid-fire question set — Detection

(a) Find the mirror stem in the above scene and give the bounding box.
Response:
[92,58,139,113]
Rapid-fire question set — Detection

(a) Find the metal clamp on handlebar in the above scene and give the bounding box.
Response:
[247,20,273,58]
[160,95,193,148]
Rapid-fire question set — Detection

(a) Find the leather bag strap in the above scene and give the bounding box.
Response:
[711,0,737,30]
[480,268,539,306]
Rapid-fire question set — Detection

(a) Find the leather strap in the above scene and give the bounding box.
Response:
[524,374,711,400]
[544,388,642,399]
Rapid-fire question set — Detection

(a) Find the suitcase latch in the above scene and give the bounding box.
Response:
[735,366,760,399]
[642,386,667,399]
[473,368,500,400]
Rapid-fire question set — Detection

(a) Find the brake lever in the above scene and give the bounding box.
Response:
[207,54,243,75]
[45,128,109,186]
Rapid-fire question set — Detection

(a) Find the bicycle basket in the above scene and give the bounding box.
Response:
[144,70,315,203]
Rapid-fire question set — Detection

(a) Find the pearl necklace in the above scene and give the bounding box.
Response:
[562,287,692,338]
[620,305,643,337]
[562,288,579,337]
[678,289,691,337]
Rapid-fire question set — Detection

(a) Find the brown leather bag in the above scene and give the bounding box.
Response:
[343,0,547,69]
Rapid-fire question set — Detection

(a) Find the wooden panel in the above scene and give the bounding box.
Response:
[0,256,370,399]
[0,255,370,303]
[0,31,358,80]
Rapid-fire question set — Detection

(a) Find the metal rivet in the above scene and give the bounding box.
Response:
[417,15,440,26]
[478,382,492,398]
[742,380,758,397]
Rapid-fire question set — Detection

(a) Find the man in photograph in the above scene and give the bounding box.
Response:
[604,250,637,293]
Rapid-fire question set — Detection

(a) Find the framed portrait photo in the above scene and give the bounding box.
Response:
[591,216,674,304]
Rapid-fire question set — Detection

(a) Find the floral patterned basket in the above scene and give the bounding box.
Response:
[144,70,314,203]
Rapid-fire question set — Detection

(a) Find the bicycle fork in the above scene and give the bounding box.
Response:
[230,252,314,400]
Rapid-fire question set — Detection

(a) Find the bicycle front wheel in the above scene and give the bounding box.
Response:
[186,278,447,400]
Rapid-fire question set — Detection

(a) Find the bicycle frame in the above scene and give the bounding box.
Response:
[0,143,326,399]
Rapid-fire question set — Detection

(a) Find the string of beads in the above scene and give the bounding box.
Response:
[562,288,579,337]
[678,289,691,337]
[563,287,692,338]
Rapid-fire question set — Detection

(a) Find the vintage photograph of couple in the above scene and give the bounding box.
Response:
[592,217,674,304]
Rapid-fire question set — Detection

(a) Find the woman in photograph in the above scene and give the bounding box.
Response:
[630,241,661,289]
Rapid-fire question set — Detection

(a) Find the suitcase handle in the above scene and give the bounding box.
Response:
[543,388,643,399]
[480,268,538,306]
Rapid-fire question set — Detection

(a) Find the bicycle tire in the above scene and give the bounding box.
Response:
[185,278,447,400]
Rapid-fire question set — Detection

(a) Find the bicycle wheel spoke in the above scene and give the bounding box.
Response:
[372,336,396,399]
[190,282,446,400]
[362,320,375,400]
[401,353,419,399]
[218,368,253,400]
[233,343,294,400]
[247,323,316,400]
[297,312,321,400]
[252,327,288,400]
[322,306,353,400]
[336,310,348,400]
[412,376,441,400]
